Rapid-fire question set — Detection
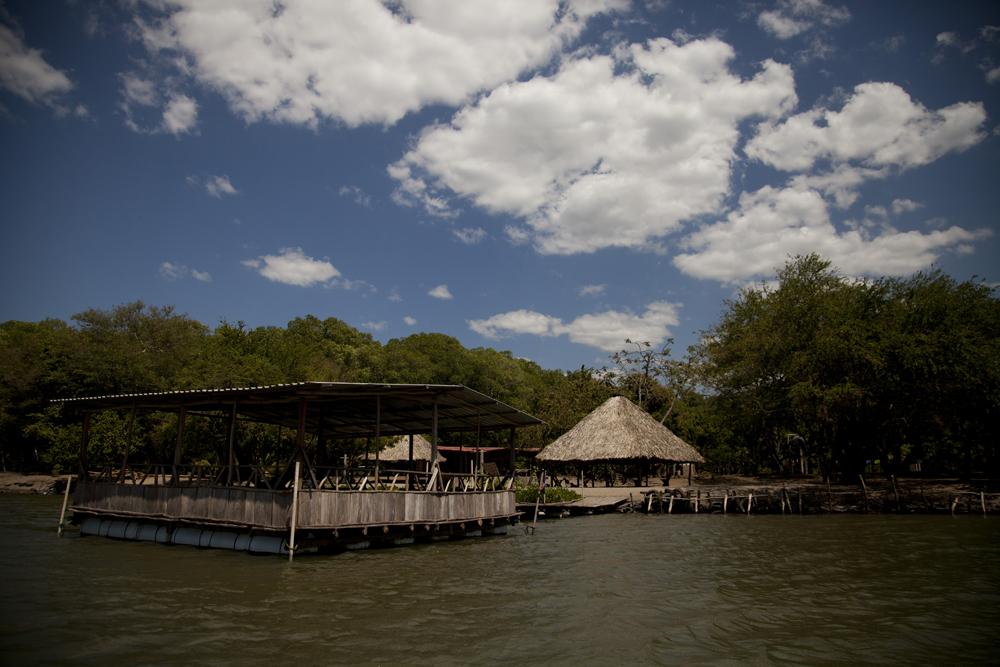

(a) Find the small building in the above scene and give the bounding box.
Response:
[536,395,704,486]
[378,434,443,471]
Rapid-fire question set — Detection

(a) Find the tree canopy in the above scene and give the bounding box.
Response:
[1,255,997,479]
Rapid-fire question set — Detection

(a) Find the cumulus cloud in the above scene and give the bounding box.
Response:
[119,72,198,135]
[338,185,371,208]
[468,301,680,352]
[757,0,850,40]
[452,227,487,245]
[131,0,625,128]
[391,37,796,254]
[0,23,73,106]
[206,174,238,197]
[403,315,417,326]
[162,93,198,135]
[388,288,403,303]
[159,261,212,282]
[891,198,923,215]
[428,284,453,300]
[747,82,987,174]
[242,247,340,287]
[362,321,387,332]
[673,185,990,283]
[578,284,607,297]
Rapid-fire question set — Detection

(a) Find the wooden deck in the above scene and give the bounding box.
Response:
[73,481,517,533]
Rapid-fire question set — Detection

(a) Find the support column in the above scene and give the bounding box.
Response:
[119,405,136,483]
[171,407,186,485]
[78,412,91,481]
[509,427,516,474]
[226,400,238,486]
[431,399,439,465]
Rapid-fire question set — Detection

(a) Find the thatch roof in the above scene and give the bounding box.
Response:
[536,396,704,464]
[378,434,445,462]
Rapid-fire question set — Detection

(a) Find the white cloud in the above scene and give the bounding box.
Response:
[391,37,796,254]
[242,247,340,287]
[748,83,987,174]
[673,185,991,283]
[985,66,1000,85]
[428,284,453,300]
[132,0,625,128]
[205,174,238,197]
[362,321,387,332]
[388,288,403,303]
[159,261,211,282]
[338,185,371,208]
[468,301,680,352]
[403,315,417,326]
[578,284,606,297]
[452,227,487,245]
[891,198,923,215]
[758,0,850,40]
[0,23,73,106]
[162,93,198,135]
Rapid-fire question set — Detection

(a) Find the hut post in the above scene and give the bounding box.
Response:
[408,433,414,470]
[374,397,381,488]
[226,400,238,486]
[119,405,136,483]
[288,460,301,563]
[171,407,186,485]
[509,427,516,476]
[687,462,692,486]
[431,399,439,465]
[78,411,91,481]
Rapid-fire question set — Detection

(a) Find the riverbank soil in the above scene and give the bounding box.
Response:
[0,472,64,495]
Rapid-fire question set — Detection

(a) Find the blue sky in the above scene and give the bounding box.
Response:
[1,0,998,371]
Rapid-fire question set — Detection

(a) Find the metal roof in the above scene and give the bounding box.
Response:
[53,382,542,438]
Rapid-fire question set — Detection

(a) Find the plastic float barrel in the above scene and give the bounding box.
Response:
[136,523,159,542]
[98,519,114,537]
[208,531,239,550]
[123,521,140,540]
[80,517,101,536]
[247,535,285,554]
[392,537,415,546]
[483,525,508,535]
[198,530,214,548]
[234,533,251,552]
[172,527,202,547]
[462,530,482,538]
[155,525,170,544]
[345,541,370,550]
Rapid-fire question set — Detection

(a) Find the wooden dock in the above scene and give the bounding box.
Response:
[55,382,543,556]
[516,495,629,518]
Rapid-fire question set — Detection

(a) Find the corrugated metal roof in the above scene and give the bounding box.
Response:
[53,381,542,437]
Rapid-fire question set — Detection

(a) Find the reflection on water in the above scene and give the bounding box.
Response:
[1,495,997,665]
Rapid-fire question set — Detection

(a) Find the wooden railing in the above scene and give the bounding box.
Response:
[87,464,513,493]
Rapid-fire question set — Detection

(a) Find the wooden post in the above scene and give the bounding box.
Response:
[509,427,516,476]
[119,405,136,483]
[695,489,700,513]
[797,489,802,515]
[78,412,91,481]
[408,433,414,465]
[951,495,958,516]
[687,463,692,486]
[171,407,186,485]
[431,399,439,465]
[826,478,833,513]
[890,474,900,513]
[288,460,301,563]
[981,491,987,517]
[226,400,238,486]
[57,475,72,536]
[859,474,869,513]
[747,492,753,516]
[668,494,674,513]
[723,493,728,514]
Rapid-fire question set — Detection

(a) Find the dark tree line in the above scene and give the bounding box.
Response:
[1,254,997,479]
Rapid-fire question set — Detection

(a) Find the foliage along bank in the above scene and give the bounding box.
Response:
[0,255,997,480]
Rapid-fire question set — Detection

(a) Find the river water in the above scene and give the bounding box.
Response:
[1,495,997,666]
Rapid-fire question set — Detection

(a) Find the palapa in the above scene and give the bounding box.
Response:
[536,396,704,464]
[378,434,446,462]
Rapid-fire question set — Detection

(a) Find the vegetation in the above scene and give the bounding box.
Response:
[0,254,997,480]
[515,484,582,504]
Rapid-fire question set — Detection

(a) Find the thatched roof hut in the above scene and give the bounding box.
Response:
[536,396,704,464]
[378,434,445,462]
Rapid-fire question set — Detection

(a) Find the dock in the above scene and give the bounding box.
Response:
[55,382,543,556]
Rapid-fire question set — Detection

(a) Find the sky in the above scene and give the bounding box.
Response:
[1,0,998,372]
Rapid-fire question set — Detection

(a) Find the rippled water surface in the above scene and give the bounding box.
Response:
[1,494,998,665]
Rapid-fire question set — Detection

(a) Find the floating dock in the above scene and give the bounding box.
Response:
[55,382,543,556]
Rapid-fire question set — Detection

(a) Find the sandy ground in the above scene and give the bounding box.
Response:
[0,472,66,494]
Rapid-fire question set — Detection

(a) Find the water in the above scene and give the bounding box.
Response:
[1,495,997,666]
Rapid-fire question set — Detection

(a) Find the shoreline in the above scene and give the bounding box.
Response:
[0,472,66,495]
